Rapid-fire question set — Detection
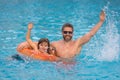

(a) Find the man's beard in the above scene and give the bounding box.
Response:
[63,35,72,42]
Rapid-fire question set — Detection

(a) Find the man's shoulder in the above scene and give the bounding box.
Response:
[51,40,62,43]
[51,40,62,45]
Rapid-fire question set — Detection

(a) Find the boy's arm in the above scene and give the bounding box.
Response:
[26,23,38,51]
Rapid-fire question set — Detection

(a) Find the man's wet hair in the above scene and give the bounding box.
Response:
[62,23,74,32]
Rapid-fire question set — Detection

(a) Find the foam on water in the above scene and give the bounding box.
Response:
[96,2,120,61]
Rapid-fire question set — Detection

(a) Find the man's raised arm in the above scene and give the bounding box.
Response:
[77,10,106,46]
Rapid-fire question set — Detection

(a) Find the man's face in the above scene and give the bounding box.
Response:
[62,27,73,42]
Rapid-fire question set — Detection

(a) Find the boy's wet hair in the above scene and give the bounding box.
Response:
[37,38,50,53]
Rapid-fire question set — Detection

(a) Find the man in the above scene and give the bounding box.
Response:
[51,11,106,59]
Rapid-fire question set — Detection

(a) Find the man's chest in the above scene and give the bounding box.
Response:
[56,44,77,58]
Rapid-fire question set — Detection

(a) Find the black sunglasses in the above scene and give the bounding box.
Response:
[63,31,73,34]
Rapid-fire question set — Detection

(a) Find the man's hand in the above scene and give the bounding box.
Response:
[100,10,106,22]
[28,23,33,30]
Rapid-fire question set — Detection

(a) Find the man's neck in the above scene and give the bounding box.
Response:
[62,39,72,45]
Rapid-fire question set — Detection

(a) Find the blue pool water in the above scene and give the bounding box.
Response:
[0,0,120,80]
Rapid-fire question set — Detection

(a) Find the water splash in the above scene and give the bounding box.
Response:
[96,2,120,61]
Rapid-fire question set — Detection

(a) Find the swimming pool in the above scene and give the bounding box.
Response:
[0,0,120,80]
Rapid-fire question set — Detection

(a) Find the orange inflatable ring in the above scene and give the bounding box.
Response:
[17,42,58,62]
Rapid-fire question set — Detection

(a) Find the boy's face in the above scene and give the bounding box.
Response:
[39,42,48,52]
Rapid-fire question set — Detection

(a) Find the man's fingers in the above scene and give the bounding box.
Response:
[101,10,105,16]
